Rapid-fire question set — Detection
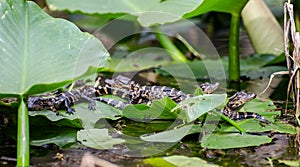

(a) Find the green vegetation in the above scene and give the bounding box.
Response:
[0,0,296,166]
[0,1,108,166]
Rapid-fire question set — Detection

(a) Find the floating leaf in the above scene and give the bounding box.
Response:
[141,124,194,143]
[123,97,177,120]
[75,101,122,128]
[201,133,272,149]
[278,160,300,167]
[143,157,177,167]
[242,98,280,122]
[164,155,219,167]
[144,155,219,167]
[77,129,125,149]
[175,94,226,123]
[29,101,122,129]
[221,121,296,134]
[30,126,77,148]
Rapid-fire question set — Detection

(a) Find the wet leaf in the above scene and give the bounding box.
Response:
[75,101,122,129]
[278,160,300,167]
[47,0,248,27]
[175,94,226,123]
[221,121,296,134]
[0,1,109,96]
[77,129,125,149]
[141,124,194,143]
[164,155,219,167]
[47,0,204,27]
[185,0,248,16]
[30,126,77,148]
[144,155,219,167]
[123,97,177,120]
[143,157,176,167]
[29,110,78,122]
[29,101,122,129]
[201,133,272,149]
[242,99,279,122]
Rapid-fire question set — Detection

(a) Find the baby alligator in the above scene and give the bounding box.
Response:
[28,76,270,123]
[105,75,219,105]
[220,91,269,123]
[27,79,129,115]
[106,75,269,123]
[27,77,218,114]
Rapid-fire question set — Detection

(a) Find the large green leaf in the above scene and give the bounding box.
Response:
[141,124,194,143]
[30,126,77,148]
[0,0,109,96]
[47,0,249,26]
[201,133,272,149]
[174,94,227,123]
[46,0,204,26]
[29,101,122,129]
[123,97,178,120]
[184,0,248,17]
[77,128,125,149]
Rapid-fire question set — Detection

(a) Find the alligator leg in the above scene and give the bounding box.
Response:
[63,98,75,114]
[81,95,96,110]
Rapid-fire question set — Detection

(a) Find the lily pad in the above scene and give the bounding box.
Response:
[77,128,125,149]
[201,133,272,149]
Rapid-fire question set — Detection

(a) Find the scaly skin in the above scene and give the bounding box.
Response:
[28,75,270,123]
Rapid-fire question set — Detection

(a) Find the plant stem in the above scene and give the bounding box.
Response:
[153,26,188,62]
[17,97,30,166]
[212,110,246,133]
[229,14,241,81]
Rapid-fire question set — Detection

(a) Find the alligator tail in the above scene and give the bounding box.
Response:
[232,112,271,124]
